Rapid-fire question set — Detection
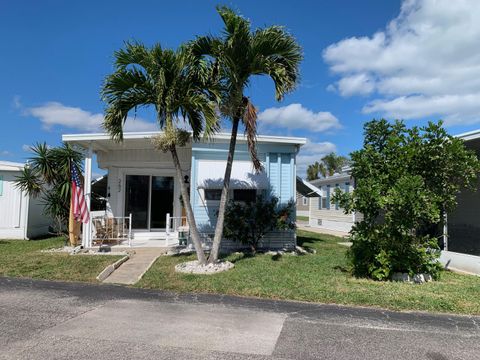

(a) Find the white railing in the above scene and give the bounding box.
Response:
[165,213,188,246]
[91,214,132,247]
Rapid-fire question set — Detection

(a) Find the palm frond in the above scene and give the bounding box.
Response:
[242,98,262,172]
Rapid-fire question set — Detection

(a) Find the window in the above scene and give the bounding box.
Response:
[233,189,257,203]
[204,189,222,201]
[302,196,308,206]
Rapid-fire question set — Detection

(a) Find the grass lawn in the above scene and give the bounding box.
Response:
[138,230,480,315]
[296,215,309,221]
[0,237,122,282]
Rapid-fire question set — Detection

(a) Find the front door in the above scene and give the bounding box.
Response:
[124,175,174,230]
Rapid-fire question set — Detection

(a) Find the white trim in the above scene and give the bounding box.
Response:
[0,161,24,172]
[62,131,306,146]
[454,129,480,141]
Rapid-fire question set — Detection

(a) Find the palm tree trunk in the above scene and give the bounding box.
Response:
[208,117,240,262]
[170,145,207,265]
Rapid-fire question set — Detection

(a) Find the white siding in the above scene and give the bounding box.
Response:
[308,179,355,233]
[0,170,27,239]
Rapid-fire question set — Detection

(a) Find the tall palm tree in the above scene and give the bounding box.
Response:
[191,6,302,262]
[101,42,219,265]
[15,143,84,244]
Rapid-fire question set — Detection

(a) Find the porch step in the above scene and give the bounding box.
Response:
[133,231,178,240]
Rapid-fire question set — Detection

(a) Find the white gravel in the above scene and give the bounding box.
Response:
[175,260,234,275]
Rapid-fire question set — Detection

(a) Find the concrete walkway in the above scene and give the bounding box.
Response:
[103,248,167,285]
[297,223,350,238]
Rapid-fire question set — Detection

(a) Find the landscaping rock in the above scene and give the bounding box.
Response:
[295,246,308,255]
[412,274,425,284]
[392,272,411,282]
[423,273,433,282]
[175,260,234,275]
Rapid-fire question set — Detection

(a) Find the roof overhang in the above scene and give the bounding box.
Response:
[455,129,480,142]
[296,176,321,197]
[62,131,307,151]
[0,161,25,171]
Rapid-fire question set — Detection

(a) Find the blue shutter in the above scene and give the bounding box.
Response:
[345,182,350,194]
[318,187,322,210]
[326,185,330,210]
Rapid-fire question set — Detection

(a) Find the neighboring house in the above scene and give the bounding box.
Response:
[62,131,306,251]
[0,161,51,239]
[441,129,480,275]
[295,191,309,217]
[307,171,357,233]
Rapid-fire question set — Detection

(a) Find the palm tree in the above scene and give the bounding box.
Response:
[101,42,219,265]
[321,152,349,176]
[306,161,326,180]
[15,143,84,245]
[191,6,302,262]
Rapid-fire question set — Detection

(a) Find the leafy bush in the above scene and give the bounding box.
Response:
[333,120,480,280]
[223,195,295,253]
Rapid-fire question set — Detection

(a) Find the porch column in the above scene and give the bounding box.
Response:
[82,142,93,248]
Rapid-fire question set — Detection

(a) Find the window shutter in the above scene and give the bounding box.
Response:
[326,185,330,210]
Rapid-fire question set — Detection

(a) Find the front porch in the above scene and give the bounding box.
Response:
[62,132,193,249]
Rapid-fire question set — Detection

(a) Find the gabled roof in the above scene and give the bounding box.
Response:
[0,161,25,172]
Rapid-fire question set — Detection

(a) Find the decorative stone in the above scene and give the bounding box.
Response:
[392,272,411,282]
[295,246,308,255]
[423,273,433,282]
[175,260,234,275]
[412,274,425,284]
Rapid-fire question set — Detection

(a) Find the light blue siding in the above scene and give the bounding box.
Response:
[190,142,297,234]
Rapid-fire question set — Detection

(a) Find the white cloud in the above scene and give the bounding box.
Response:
[25,102,158,133]
[323,0,480,125]
[258,103,341,132]
[0,150,12,156]
[296,139,337,178]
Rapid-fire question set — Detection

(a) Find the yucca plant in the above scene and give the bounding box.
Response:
[15,143,84,244]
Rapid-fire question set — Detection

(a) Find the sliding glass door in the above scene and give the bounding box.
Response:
[124,175,174,230]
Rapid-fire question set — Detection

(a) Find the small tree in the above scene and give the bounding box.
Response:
[15,143,84,243]
[223,195,295,253]
[333,120,480,280]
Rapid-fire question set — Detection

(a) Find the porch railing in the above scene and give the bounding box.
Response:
[91,214,132,247]
[165,213,188,246]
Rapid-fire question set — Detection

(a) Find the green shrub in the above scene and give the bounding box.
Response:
[223,195,295,253]
[334,120,480,280]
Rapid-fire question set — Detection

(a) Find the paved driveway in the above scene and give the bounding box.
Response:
[1,277,479,359]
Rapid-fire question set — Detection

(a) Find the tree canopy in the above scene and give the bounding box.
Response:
[333,119,480,280]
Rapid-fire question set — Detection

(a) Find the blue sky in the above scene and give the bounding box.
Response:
[2,0,479,177]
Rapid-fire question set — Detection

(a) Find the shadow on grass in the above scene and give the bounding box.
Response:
[333,265,350,273]
[0,240,9,245]
[297,235,325,251]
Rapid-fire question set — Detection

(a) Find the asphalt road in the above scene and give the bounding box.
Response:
[1,277,479,360]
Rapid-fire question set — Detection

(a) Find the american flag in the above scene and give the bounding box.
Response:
[71,163,89,224]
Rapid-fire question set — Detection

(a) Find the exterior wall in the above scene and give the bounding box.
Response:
[0,170,28,239]
[308,179,354,233]
[26,195,51,238]
[98,147,191,221]
[447,170,480,257]
[296,191,309,217]
[190,142,297,251]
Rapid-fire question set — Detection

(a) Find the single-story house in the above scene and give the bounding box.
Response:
[306,171,358,233]
[441,129,480,275]
[0,161,51,239]
[62,131,306,250]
